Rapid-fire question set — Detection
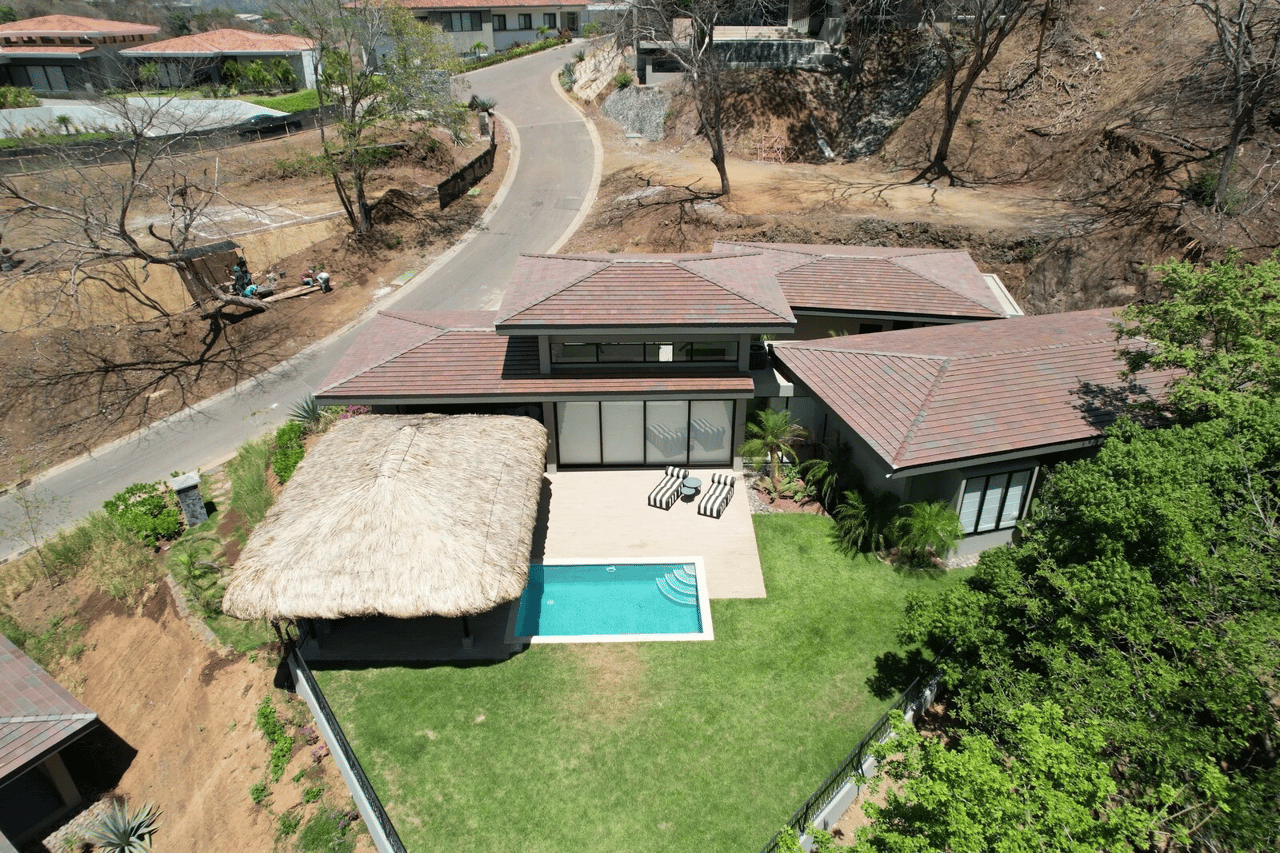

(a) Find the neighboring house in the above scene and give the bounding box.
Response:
[0,635,99,851]
[769,308,1174,556]
[396,0,586,54]
[119,29,319,89]
[0,15,159,95]
[317,244,1019,473]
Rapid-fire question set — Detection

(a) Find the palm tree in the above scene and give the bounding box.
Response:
[798,438,859,512]
[738,408,807,487]
[893,501,964,566]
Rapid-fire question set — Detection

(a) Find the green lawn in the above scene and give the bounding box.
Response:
[312,514,971,852]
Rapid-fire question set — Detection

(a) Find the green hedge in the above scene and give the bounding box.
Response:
[272,421,306,484]
[464,38,569,71]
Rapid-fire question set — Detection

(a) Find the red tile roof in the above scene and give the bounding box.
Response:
[772,308,1175,472]
[0,634,97,782]
[120,29,315,55]
[0,15,158,36]
[396,0,584,8]
[0,45,96,55]
[496,253,796,331]
[318,311,755,401]
[713,241,1015,319]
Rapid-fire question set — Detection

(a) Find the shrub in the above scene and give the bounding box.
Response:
[83,800,161,853]
[249,781,269,804]
[272,421,306,484]
[298,807,361,853]
[832,488,900,556]
[1188,155,1247,214]
[892,501,963,566]
[256,697,295,782]
[102,482,181,547]
[0,85,38,109]
[614,70,633,89]
[303,785,325,803]
[277,812,301,839]
[169,535,224,618]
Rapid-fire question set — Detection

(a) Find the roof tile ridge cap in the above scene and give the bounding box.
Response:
[893,357,953,467]
[889,252,1002,313]
[775,340,949,362]
[948,336,1110,360]
[503,256,609,319]
[316,313,445,393]
[672,256,790,320]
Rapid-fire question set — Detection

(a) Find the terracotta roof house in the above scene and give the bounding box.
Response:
[0,15,159,94]
[394,0,587,54]
[120,29,319,89]
[0,635,99,849]
[317,245,1020,473]
[770,308,1176,556]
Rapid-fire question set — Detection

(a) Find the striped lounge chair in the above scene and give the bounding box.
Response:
[647,466,689,510]
[697,472,736,519]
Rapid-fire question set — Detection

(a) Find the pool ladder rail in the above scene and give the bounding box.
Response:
[655,567,698,606]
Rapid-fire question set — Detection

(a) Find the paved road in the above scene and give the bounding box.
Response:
[0,43,600,557]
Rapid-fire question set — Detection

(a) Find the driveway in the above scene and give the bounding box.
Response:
[0,42,600,557]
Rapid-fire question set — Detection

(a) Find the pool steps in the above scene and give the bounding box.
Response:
[656,569,698,606]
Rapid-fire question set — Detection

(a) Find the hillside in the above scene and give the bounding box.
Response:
[567,0,1279,314]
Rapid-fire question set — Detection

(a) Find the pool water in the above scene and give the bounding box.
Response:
[514,562,708,640]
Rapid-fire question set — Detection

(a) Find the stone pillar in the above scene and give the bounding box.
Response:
[168,472,208,528]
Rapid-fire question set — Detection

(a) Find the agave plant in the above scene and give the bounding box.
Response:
[83,800,161,853]
[288,394,323,432]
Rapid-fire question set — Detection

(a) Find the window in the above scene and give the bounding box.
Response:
[544,12,557,28]
[958,469,1034,534]
[493,14,507,30]
[550,339,739,365]
[445,11,483,31]
[565,11,579,30]
[518,13,532,29]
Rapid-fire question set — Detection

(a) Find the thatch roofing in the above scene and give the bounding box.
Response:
[222,414,548,621]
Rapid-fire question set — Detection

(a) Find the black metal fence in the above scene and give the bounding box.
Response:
[758,674,936,853]
[289,648,407,853]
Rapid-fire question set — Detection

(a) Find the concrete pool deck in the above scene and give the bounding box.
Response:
[532,469,766,599]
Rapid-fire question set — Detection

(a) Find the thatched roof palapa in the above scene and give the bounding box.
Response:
[222,414,548,621]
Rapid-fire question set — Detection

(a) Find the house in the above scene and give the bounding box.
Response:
[768,308,1174,556]
[317,244,1019,473]
[0,635,99,850]
[396,0,587,54]
[119,29,319,90]
[0,15,159,94]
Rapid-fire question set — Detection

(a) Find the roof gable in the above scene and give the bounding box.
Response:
[715,241,1012,318]
[772,308,1174,471]
[496,253,794,329]
[120,29,315,55]
[0,15,158,36]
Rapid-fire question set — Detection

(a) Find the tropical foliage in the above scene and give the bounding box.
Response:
[891,501,963,566]
[102,482,182,547]
[739,407,807,487]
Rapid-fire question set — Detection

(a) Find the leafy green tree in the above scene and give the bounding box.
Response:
[897,406,1280,849]
[281,0,467,234]
[738,407,807,487]
[860,704,1159,852]
[1117,253,1280,421]
[0,7,18,24]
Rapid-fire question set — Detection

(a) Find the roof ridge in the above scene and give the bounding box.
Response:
[674,256,791,321]
[503,257,608,319]
[893,357,952,466]
[0,712,97,723]
[782,335,1110,361]
[888,253,997,314]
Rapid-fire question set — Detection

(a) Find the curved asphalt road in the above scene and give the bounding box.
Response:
[0,42,600,557]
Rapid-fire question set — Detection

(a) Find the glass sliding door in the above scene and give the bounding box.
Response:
[688,400,734,465]
[645,400,689,465]
[601,401,645,465]
[556,401,601,466]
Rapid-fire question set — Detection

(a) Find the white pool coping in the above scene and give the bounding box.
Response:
[507,556,714,644]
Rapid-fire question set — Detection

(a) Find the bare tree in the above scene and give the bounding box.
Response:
[912,0,1038,185]
[0,93,268,325]
[279,0,468,234]
[1190,0,1280,211]
[620,0,772,197]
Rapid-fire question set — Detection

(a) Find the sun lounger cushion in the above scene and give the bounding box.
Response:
[648,465,689,510]
[698,472,735,518]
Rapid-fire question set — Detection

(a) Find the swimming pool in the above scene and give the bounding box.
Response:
[511,558,714,643]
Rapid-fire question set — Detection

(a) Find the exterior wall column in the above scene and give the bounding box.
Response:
[542,400,559,473]
[42,753,82,808]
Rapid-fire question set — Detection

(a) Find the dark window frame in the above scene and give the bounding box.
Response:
[959,469,1034,535]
